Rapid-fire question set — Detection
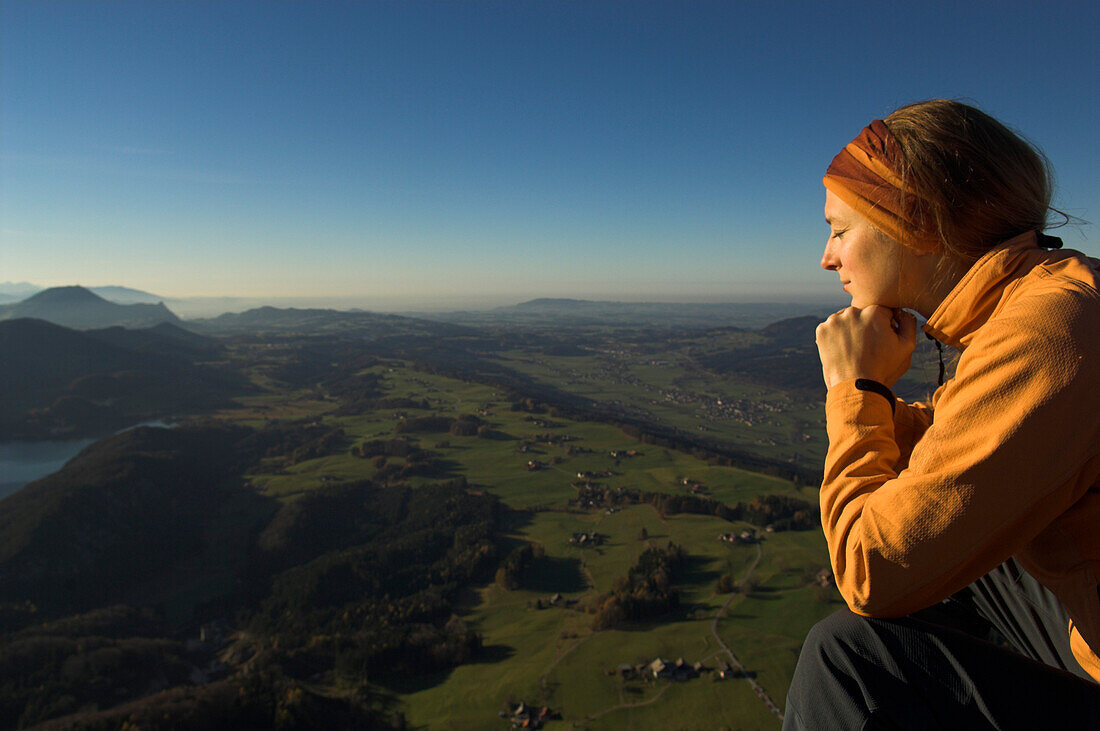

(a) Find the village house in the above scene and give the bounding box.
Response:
[718,530,759,545]
[502,702,559,729]
[568,531,603,546]
[643,657,700,681]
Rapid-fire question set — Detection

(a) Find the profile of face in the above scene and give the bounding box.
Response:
[821,190,921,309]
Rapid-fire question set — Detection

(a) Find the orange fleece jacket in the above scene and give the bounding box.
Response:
[821,231,1100,680]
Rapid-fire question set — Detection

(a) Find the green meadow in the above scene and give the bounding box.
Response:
[221,360,839,728]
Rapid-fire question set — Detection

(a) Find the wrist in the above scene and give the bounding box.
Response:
[853,378,896,414]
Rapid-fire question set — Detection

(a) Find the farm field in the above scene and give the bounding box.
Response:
[495,345,828,474]
[219,359,842,729]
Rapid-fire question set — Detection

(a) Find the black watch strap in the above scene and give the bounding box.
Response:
[854,378,896,415]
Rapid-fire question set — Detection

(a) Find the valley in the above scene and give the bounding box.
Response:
[0,296,948,729]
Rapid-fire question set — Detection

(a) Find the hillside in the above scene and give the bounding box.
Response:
[85,321,220,358]
[0,425,265,612]
[0,318,248,439]
[0,419,500,729]
[0,286,180,330]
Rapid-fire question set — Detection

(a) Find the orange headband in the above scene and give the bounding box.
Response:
[823,119,940,252]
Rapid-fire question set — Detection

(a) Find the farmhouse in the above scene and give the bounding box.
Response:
[718,530,760,544]
[503,702,560,729]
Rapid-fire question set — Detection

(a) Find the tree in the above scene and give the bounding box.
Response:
[717,573,735,593]
[638,527,648,541]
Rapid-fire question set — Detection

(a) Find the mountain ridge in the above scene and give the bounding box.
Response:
[0,286,180,330]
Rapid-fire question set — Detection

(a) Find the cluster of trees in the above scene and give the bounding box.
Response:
[237,422,345,463]
[286,428,346,466]
[0,424,267,615]
[590,543,686,630]
[0,605,190,728]
[318,360,383,399]
[352,436,421,459]
[393,414,483,438]
[495,543,544,590]
[641,491,817,531]
[9,665,393,730]
[510,398,549,414]
[249,481,500,685]
[0,418,508,727]
[741,494,817,531]
[336,395,433,417]
[393,415,453,433]
[618,423,814,484]
[352,437,456,482]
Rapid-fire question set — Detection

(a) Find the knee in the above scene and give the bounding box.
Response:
[801,608,874,659]
[786,610,882,729]
[788,610,879,701]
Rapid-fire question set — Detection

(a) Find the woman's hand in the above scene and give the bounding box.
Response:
[815,306,916,390]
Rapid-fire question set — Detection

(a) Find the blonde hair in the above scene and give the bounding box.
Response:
[884,100,1059,262]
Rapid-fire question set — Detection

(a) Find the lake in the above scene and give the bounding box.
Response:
[0,421,175,500]
[0,438,97,499]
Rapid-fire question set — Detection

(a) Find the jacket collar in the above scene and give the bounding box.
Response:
[922,231,1044,349]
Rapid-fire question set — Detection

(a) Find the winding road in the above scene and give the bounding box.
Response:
[710,543,784,721]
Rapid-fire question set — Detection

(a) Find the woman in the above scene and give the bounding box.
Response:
[784,100,1100,728]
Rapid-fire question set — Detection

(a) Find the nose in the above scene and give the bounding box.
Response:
[821,239,840,271]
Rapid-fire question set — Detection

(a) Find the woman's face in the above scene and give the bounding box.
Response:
[821,190,919,309]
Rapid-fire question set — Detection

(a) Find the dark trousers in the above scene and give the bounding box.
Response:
[784,559,1100,729]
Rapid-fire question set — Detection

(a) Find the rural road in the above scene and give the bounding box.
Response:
[710,542,784,721]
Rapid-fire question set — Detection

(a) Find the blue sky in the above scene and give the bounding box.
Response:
[2,1,1098,308]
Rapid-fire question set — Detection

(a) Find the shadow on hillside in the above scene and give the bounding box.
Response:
[468,643,515,665]
[523,556,586,594]
[372,645,515,694]
[409,457,465,478]
[475,429,517,441]
[679,554,719,588]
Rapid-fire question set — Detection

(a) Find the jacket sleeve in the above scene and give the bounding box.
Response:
[821,305,1097,617]
[891,392,938,469]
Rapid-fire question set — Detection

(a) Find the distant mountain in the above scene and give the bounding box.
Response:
[0,286,180,330]
[694,315,824,394]
[0,318,248,439]
[428,298,841,330]
[513,298,590,308]
[189,305,475,338]
[758,315,823,348]
[89,285,165,304]
[0,281,42,298]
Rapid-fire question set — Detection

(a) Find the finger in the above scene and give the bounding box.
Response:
[860,305,894,328]
[895,310,917,342]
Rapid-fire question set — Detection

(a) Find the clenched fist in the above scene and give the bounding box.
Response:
[815,306,916,390]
